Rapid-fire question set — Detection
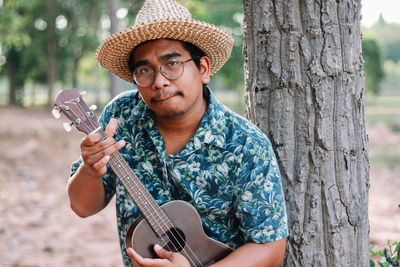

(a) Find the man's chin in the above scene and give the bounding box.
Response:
[157,110,186,120]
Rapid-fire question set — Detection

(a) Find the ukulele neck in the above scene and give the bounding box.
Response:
[95,128,173,238]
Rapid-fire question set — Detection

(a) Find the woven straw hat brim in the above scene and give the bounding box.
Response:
[95,19,234,83]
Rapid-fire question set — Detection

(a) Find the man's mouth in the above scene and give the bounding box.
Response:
[151,91,183,103]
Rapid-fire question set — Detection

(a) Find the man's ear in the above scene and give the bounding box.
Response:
[199,56,211,84]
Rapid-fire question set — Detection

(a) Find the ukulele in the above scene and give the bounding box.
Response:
[53,88,232,267]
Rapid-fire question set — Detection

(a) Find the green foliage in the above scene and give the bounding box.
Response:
[370,241,400,267]
[0,0,243,106]
[0,0,110,105]
[383,60,400,91]
[363,18,400,64]
[363,18,400,96]
[187,0,244,91]
[362,38,385,95]
[0,0,47,105]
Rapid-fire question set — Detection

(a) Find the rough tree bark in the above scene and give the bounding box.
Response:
[242,0,369,266]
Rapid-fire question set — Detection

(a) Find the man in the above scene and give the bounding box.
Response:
[67,0,288,266]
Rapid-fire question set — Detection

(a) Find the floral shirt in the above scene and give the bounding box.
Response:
[70,88,288,266]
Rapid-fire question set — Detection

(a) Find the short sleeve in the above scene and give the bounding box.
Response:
[234,137,289,243]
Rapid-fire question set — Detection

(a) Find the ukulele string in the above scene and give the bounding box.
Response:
[71,123,203,266]
[162,210,205,267]
[111,155,200,265]
[72,113,93,136]
[109,155,183,248]
[72,100,204,266]
[112,153,204,267]
[75,100,99,131]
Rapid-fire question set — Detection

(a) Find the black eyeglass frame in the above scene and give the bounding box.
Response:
[132,58,194,87]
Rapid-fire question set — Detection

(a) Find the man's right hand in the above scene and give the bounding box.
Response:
[80,118,126,177]
[67,118,126,218]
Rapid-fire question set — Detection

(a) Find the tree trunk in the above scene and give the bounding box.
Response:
[5,46,23,106]
[242,0,369,266]
[71,18,82,89]
[89,2,102,106]
[6,61,17,105]
[30,85,36,107]
[72,53,81,89]
[108,0,123,98]
[46,0,57,107]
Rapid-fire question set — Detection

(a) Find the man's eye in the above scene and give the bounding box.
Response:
[165,60,180,68]
[137,67,152,75]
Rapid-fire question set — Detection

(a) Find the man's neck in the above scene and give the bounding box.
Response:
[155,97,208,155]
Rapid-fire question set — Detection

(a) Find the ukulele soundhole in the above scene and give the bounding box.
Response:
[161,227,186,252]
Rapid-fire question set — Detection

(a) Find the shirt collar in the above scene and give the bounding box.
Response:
[128,91,151,123]
[128,87,229,155]
[193,89,228,150]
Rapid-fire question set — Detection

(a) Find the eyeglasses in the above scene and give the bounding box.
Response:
[133,58,194,87]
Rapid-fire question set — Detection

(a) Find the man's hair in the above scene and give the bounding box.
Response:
[181,41,207,69]
[127,39,206,73]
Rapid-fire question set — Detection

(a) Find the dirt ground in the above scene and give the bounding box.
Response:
[0,106,399,266]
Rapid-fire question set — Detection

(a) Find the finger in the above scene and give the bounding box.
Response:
[154,244,175,261]
[81,137,114,158]
[127,247,165,267]
[78,154,110,178]
[89,139,125,160]
[91,155,110,171]
[82,136,124,161]
[154,245,190,266]
[127,248,141,266]
[105,118,119,137]
[81,133,102,146]
[84,139,125,167]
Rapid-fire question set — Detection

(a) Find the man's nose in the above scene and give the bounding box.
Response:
[152,69,170,90]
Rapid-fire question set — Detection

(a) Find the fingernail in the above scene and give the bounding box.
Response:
[154,244,161,251]
[118,140,126,147]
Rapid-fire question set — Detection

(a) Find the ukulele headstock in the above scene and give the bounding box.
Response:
[53,88,99,135]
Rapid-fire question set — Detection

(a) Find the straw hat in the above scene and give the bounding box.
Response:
[95,0,234,83]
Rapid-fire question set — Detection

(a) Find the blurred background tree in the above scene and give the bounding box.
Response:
[0,1,399,116]
[0,0,243,108]
[363,14,400,96]
[0,0,47,106]
[362,38,385,95]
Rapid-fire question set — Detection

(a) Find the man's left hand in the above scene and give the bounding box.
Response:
[127,244,190,267]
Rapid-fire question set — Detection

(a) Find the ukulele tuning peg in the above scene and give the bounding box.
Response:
[80,91,87,97]
[89,105,97,111]
[63,122,73,132]
[52,107,61,119]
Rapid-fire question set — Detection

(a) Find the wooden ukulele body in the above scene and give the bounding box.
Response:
[125,200,232,266]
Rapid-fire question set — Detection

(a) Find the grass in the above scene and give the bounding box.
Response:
[366,95,400,170]
[367,113,399,127]
[365,95,400,131]
[365,95,400,108]
[369,144,400,170]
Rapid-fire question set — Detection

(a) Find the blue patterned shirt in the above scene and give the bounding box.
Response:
[71,88,288,266]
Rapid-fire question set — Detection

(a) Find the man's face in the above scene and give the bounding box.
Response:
[132,39,210,120]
